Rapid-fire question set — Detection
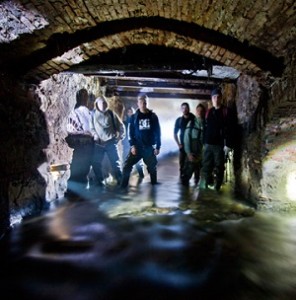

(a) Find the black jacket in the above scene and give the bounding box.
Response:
[129,109,161,150]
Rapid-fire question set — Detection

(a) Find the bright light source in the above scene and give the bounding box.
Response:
[286,171,296,201]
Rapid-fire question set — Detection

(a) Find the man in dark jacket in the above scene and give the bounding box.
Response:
[202,88,237,192]
[120,94,161,189]
[173,102,195,181]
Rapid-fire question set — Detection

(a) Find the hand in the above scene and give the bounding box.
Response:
[131,146,137,155]
[188,153,195,162]
[94,134,99,141]
[154,149,160,156]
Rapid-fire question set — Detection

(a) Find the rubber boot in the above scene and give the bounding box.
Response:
[150,172,157,185]
[120,173,130,189]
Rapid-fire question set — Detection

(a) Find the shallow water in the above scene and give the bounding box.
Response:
[1,154,296,299]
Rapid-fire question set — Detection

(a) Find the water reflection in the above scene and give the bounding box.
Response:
[1,154,296,299]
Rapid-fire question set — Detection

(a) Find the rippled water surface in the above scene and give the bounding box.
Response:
[1,154,296,299]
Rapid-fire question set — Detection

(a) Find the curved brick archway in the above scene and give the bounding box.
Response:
[26,29,254,81]
[5,17,284,82]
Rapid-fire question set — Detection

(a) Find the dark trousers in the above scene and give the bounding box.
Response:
[121,146,157,188]
[122,140,144,177]
[202,144,225,188]
[66,135,94,184]
[179,148,187,179]
[92,140,122,183]
[182,157,202,185]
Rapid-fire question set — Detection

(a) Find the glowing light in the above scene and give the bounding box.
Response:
[286,171,296,201]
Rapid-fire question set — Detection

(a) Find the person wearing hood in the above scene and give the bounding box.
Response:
[90,95,125,186]
[120,94,161,189]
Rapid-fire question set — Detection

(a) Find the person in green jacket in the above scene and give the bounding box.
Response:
[182,103,206,186]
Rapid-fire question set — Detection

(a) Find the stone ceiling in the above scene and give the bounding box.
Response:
[0,0,295,94]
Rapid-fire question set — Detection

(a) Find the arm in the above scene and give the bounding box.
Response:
[154,114,161,153]
[89,111,98,140]
[128,114,138,155]
[114,112,126,140]
[129,114,136,148]
[183,122,190,155]
[173,117,182,148]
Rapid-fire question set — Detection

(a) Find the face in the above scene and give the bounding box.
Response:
[137,97,147,111]
[196,106,205,118]
[211,94,222,109]
[127,108,133,117]
[181,104,190,116]
[81,90,88,105]
[97,99,108,112]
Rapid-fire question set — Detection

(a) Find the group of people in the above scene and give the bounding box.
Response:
[66,87,236,193]
[66,90,161,190]
[174,88,237,192]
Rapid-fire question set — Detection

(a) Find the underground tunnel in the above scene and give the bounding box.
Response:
[0,1,296,299]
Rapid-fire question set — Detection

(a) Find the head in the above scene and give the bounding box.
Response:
[126,106,135,117]
[211,88,222,109]
[113,91,120,99]
[137,94,149,113]
[195,103,206,119]
[95,95,108,112]
[181,102,190,116]
[87,93,96,110]
[75,88,88,108]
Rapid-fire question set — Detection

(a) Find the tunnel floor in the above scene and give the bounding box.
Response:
[1,153,296,300]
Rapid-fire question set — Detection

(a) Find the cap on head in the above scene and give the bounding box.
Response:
[211,88,222,97]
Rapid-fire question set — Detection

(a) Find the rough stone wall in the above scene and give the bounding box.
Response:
[233,56,296,210]
[231,75,262,203]
[37,73,102,201]
[259,54,296,210]
[0,76,49,229]
[36,74,124,201]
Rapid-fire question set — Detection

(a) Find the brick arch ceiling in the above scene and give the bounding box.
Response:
[25,29,256,82]
[3,17,285,82]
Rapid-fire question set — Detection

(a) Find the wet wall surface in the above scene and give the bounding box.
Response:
[1,154,296,300]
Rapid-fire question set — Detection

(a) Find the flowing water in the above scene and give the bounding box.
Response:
[1,153,296,299]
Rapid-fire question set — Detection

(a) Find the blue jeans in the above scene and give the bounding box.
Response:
[92,139,122,183]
